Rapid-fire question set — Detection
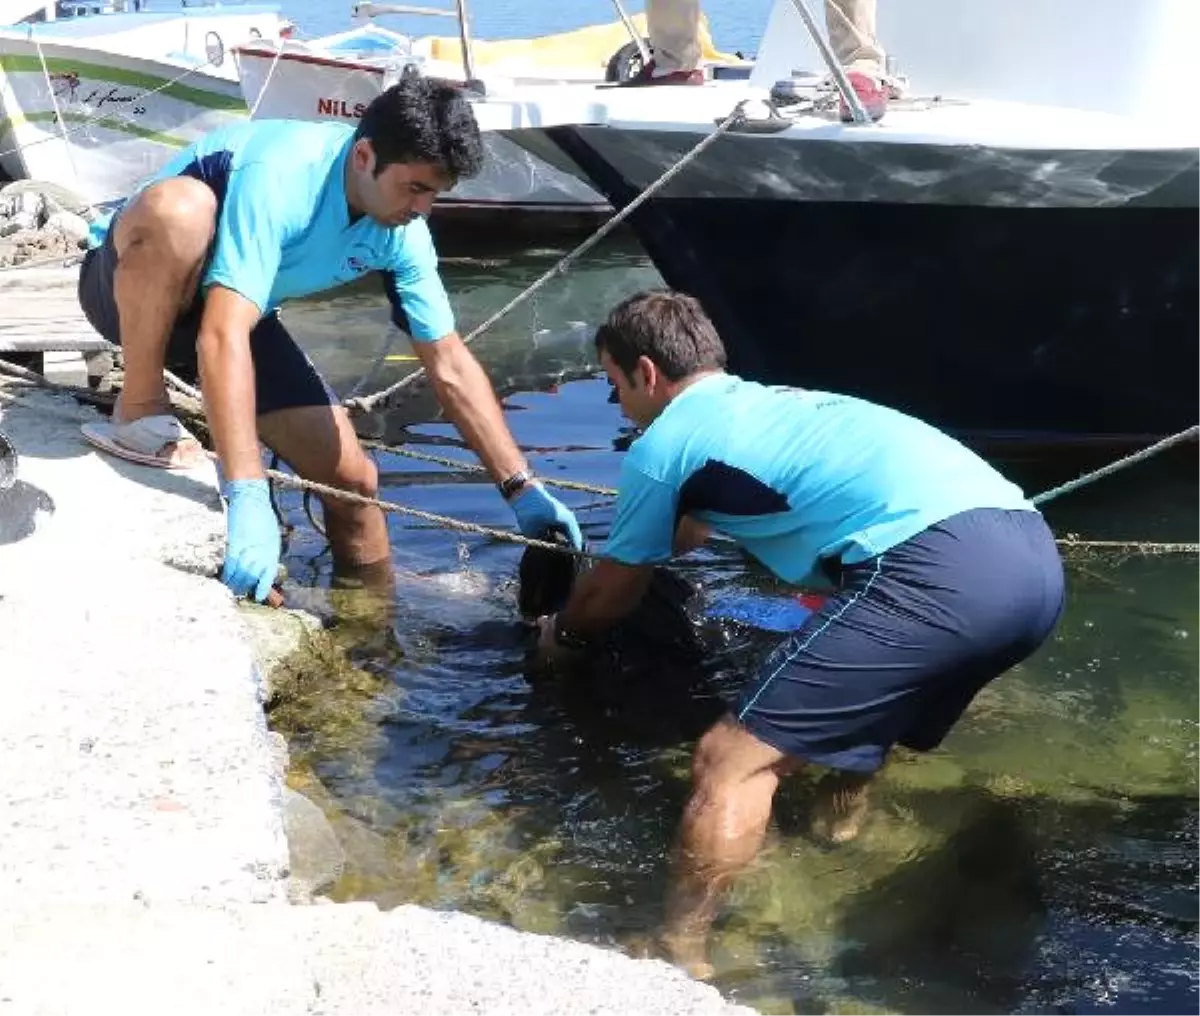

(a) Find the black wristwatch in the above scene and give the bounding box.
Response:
[498,469,533,501]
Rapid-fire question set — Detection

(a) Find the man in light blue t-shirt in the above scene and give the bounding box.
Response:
[536,289,1065,979]
[77,79,580,604]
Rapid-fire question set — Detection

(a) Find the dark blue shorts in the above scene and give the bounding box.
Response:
[735,507,1065,774]
[77,219,336,417]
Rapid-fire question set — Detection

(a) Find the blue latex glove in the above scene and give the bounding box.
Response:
[509,481,583,550]
[221,478,280,603]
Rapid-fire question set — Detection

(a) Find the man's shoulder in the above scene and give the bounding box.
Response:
[227,118,354,169]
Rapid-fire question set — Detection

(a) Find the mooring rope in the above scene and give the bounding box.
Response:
[1030,426,1199,506]
[341,99,754,418]
[1,368,1196,560]
[361,438,618,496]
[0,369,586,556]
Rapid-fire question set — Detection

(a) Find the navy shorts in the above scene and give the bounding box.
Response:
[77,217,336,416]
[736,507,1065,774]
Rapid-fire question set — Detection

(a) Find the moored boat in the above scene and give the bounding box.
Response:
[476,0,1199,448]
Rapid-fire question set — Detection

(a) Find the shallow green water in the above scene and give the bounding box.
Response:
[270,237,1198,1015]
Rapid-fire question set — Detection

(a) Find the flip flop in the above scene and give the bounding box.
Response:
[81,413,206,471]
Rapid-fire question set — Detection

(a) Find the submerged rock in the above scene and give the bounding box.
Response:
[0,179,96,268]
[283,787,345,902]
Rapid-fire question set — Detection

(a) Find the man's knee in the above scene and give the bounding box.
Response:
[690,715,785,796]
[321,448,379,512]
[115,177,217,263]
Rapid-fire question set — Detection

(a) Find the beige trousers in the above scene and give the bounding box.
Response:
[645,0,884,76]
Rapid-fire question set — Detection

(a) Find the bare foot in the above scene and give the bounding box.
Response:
[622,930,715,982]
[810,771,872,845]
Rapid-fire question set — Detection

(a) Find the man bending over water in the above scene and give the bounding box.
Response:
[535,290,1065,978]
[77,78,582,603]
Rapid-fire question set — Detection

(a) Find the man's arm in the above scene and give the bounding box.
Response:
[555,558,655,638]
[192,161,291,601]
[410,332,527,483]
[538,456,678,657]
[385,224,581,546]
[196,286,263,481]
[674,515,711,555]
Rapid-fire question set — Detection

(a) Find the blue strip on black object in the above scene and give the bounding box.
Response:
[703,591,817,633]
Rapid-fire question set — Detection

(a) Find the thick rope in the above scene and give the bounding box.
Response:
[1031,426,1199,505]
[0,376,587,556]
[4,368,1195,560]
[361,438,617,495]
[262,465,587,556]
[342,99,753,418]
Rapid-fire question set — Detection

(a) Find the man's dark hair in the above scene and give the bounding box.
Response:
[594,289,727,382]
[355,76,485,183]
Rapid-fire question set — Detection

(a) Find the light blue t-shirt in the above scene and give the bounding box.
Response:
[604,374,1034,588]
[89,119,455,341]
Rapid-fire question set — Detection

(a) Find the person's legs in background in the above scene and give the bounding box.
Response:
[826,0,894,121]
[625,0,704,86]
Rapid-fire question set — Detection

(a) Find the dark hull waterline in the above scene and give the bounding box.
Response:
[539,125,1200,451]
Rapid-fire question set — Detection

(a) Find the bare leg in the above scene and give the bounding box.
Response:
[660,713,797,980]
[111,177,216,425]
[810,768,875,844]
[255,404,393,596]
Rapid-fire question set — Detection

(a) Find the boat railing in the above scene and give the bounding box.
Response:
[354,0,656,91]
[351,0,477,87]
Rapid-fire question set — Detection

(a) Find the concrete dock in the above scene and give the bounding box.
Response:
[0,380,754,1014]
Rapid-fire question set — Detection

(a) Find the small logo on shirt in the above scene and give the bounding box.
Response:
[336,242,378,283]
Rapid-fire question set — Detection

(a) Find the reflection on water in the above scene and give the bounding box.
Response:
[270,238,1198,1015]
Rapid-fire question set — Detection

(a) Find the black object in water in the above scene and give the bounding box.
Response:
[517,526,710,664]
[518,526,727,744]
[0,428,17,491]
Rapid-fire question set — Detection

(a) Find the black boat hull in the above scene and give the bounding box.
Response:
[539,125,1199,447]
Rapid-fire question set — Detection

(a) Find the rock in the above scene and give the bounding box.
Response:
[266,731,289,776]
[282,788,345,901]
[45,209,91,244]
[0,213,35,237]
[0,179,95,266]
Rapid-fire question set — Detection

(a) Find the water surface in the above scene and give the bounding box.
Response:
[269,238,1199,1015]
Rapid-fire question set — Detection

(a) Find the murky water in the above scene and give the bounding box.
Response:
[268,236,1198,1015]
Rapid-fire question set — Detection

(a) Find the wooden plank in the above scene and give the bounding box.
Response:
[0,264,114,354]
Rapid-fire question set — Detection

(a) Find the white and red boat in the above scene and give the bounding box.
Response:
[232,5,745,242]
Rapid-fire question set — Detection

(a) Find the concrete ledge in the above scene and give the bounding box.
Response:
[0,386,757,1015]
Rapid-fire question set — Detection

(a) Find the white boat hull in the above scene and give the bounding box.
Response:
[0,9,288,205]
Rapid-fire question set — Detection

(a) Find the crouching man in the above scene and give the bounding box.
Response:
[536,290,1065,978]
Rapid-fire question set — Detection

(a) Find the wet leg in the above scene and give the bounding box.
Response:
[660,713,796,979]
[255,403,393,601]
[810,768,877,844]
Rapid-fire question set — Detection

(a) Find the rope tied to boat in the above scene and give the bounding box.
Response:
[1,362,1196,560]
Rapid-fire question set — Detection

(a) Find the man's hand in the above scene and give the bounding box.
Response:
[221,478,280,603]
[510,482,583,549]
